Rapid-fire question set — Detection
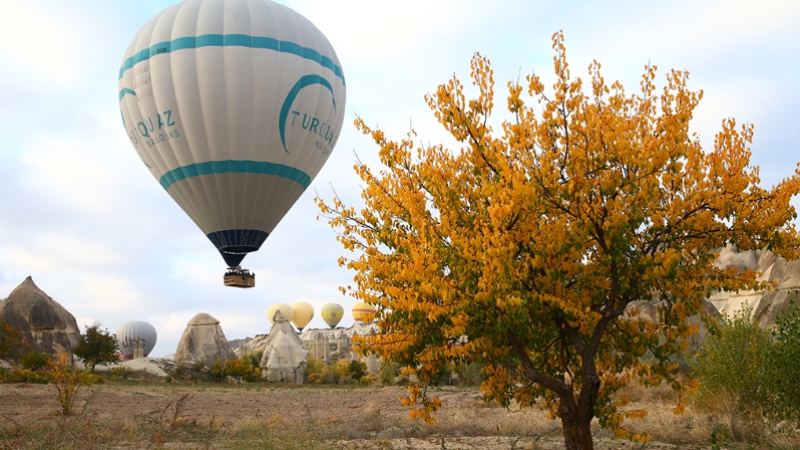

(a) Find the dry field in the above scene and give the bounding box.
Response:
[0,380,786,449]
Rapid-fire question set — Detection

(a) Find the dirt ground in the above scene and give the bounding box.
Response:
[0,381,714,449]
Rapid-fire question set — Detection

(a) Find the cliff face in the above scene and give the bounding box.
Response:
[709,246,800,328]
[0,276,80,360]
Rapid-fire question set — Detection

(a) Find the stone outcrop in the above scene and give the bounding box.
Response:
[174,313,236,369]
[300,322,381,374]
[234,321,383,376]
[709,246,800,328]
[0,276,80,360]
[260,311,308,383]
[624,246,800,330]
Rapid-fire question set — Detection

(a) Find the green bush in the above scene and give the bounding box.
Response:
[226,357,261,383]
[110,366,129,380]
[379,362,398,385]
[760,299,800,425]
[348,360,367,381]
[690,307,769,414]
[305,356,327,383]
[21,351,51,371]
[1,368,52,384]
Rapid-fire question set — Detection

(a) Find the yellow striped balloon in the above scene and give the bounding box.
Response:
[351,301,375,324]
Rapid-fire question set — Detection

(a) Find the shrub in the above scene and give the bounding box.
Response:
[379,362,399,385]
[455,361,487,386]
[211,359,227,382]
[348,360,367,381]
[690,307,769,415]
[0,320,28,362]
[110,366,129,380]
[760,298,800,425]
[21,351,50,371]
[305,356,327,384]
[243,351,263,371]
[226,357,260,383]
[49,352,84,415]
[1,368,52,384]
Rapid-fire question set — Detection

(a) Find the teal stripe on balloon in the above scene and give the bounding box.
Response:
[159,160,312,191]
[118,33,345,85]
[119,87,136,101]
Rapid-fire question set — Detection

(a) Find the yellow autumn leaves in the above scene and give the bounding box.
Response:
[316,31,800,443]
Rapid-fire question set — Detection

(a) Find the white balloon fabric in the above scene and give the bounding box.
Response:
[118,0,346,267]
[116,321,158,360]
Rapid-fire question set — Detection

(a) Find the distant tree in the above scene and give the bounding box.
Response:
[318,31,800,450]
[0,319,28,362]
[73,321,118,373]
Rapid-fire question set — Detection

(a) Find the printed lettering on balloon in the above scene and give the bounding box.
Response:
[126,110,181,150]
[279,74,339,156]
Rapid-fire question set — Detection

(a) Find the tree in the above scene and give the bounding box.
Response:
[0,319,28,362]
[317,32,800,450]
[73,321,118,373]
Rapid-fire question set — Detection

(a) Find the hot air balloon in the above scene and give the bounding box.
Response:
[116,321,158,360]
[267,303,295,323]
[321,302,343,328]
[118,0,346,288]
[290,301,314,331]
[352,301,376,324]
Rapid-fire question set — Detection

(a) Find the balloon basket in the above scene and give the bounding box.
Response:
[224,267,255,288]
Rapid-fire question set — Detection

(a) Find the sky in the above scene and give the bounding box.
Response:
[1,0,799,357]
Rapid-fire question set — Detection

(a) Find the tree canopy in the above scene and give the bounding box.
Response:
[73,321,118,373]
[317,32,800,450]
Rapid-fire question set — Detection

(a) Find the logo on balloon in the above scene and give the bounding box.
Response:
[125,109,181,150]
[279,74,338,155]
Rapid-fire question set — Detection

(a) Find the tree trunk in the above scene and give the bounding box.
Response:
[560,374,600,450]
[561,413,594,450]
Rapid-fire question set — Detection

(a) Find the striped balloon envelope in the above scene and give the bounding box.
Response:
[118,0,346,282]
[352,301,376,324]
[116,321,158,360]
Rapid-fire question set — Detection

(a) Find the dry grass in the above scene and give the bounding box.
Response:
[2,378,800,449]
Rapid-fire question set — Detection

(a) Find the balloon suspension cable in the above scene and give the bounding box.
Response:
[223,266,256,288]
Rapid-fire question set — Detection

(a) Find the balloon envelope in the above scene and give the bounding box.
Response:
[118,0,346,268]
[116,321,158,360]
[290,301,314,331]
[352,301,375,324]
[267,302,295,323]
[321,302,343,328]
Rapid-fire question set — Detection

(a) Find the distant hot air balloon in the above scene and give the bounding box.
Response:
[116,321,158,360]
[321,303,343,329]
[352,301,376,324]
[290,301,314,331]
[267,303,295,323]
[118,0,346,288]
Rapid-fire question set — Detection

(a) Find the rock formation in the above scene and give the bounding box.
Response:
[260,311,308,383]
[710,245,800,328]
[0,276,80,360]
[234,321,383,376]
[623,246,800,330]
[174,313,236,369]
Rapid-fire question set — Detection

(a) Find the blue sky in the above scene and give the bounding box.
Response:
[1,0,799,356]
